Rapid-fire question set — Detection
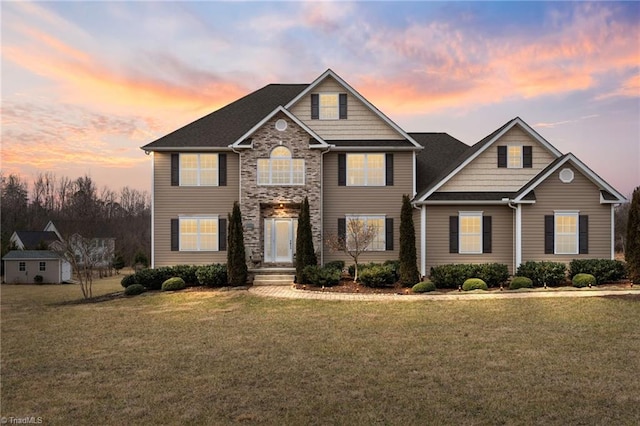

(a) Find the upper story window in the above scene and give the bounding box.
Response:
[257,146,304,185]
[497,145,532,168]
[311,93,347,120]
[347,153,385,186]
[180,154,218,186]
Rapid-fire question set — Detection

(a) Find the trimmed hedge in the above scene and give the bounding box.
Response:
[195,264,227,287]
[324,260,345,272]
[171,264,200,286]
[516,261,567,287]
[412,280,436,293]
[358,264,397,288]
[509,276,533,290]
[429,263,509,288]
[162,277,186,291]
[121,274,136,288]
[124,283,145,296]
[462,278,488,291]
[303,265,341,287]
[569,259,626,284]
[572,273,596,288]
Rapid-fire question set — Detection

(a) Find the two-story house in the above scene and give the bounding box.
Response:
[142,69,626,278]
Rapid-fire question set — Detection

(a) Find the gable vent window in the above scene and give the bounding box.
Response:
[311,93,347,120]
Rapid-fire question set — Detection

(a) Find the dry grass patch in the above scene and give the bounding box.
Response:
[1,281,639,425]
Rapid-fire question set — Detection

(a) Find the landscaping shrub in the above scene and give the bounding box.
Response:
[348,262,376,278]
[161,277,186,291]
[195,264,227,287]
[516,261,567,287]
[509,276,533,290]
[171,264,200,286]
[324,260,345,272]
[121,274,136,288]
[412,280,436,293]
[124,284,145,296]
[34,275,44,284]
[383,259,401,282]
[462,278,488,291]
[429,263,509,288]
[358,264,396,288]
[303,265,341,287]
[569,259,626,284]
[572,273,596,288]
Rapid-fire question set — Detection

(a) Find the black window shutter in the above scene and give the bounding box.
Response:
[219,154,227,186]
[171,154,179,186]
[385,218,394,251]
[338,154,346,186]
[523,146,532,168]
[311,94,319,119]
[449,216,459,253]
[483,216,492,253]
[385,154,394,186]
[171,219,179,251]
[339,93,347,119]
[338,218,346,247]
[579,215,588,254]
[219,218,227,251]
[544,215,554,254]
[497,146,507,168]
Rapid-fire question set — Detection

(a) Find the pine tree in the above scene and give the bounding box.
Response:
[625,186,640,283]
[399,194,420,286]
[296,197,316,283]
[227,201,247,286]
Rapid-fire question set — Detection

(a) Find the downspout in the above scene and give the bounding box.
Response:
[507,201,521,272]
[411,201,426,278]
[319,145,333,265]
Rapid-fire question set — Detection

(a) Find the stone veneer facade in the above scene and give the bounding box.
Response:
[239,112,323,266]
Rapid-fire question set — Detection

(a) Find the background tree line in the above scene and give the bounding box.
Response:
[1,172,150,268]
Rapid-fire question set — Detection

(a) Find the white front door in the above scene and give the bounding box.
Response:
[264,218,297,263]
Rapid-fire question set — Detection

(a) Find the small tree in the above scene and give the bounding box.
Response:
[227,201,247,286]
[626,186,640,283]
[295,197,317,283]
[326,217,378,282]
[52,234,98,299]
[399,194,419,286]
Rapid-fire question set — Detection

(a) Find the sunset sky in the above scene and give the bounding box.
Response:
[2,1,638,198]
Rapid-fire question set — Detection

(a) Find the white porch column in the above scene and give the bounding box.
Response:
[420,205,426,277]
[515,204,522,269]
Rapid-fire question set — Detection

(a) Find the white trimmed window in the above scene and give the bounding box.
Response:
[319,93,339,120]
[347,154,384,186]
[179,217,218,251]
[19,262,25,271]
[180,154,218,186]
[345,215,385,251]
[555,212,578,254]
[258,147,304,185]
[459,212,482,254]
[508,146,522,168]
[39,262,46,271]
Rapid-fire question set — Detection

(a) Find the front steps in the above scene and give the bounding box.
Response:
[250,268,296,286]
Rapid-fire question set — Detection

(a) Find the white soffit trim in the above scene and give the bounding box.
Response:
[229,106,328,148]
[284,69,422,149]
[514,153,627,203]
[416,117,563,202]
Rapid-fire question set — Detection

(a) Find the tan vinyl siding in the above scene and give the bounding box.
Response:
[441,126,556,192]
[425,205,515,274]
[521,165,611,262]
[289,76,403,140]
[323,151,413,265]
[153,152,239,267]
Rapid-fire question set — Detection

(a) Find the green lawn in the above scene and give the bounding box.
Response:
[2,278,639,425]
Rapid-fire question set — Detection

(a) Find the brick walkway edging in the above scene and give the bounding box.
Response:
[249,285,640,302]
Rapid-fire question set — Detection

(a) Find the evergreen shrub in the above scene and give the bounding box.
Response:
[569,259,626,284]
[509,276,533,290]
[572,273,596,288]
[412,280,436,293]
[124,283,145,296]
[516,261,567,287]
[161,277,186,291]
[462,278,488,291]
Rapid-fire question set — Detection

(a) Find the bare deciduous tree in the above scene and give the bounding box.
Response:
[52,234,98,299]
[325,218,378,281]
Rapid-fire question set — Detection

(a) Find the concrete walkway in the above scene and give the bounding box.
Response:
[249,285,640,302]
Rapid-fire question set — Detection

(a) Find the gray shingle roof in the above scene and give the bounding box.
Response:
[2,250,63,260]
[13,231,60,249]
[142,84,308,150]
[328,139,416,148]
[411,133,470,195]
[427,192,517,201]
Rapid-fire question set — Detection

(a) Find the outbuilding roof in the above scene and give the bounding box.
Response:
[2,250,64,260]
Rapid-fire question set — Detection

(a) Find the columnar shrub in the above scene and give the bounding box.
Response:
[303,265,340,287]
[429,263,509,288]
[412,280,436,293]
[196,264,227,287]
[516,261,567,287]
[509,276,533,290]
[124,283,145,296]
[358,264,396,288]
[227,202,248,286]
[462,278,488,291]
[296,196,317,284]
[572,273,596,288]
[399,194,420,287]
[161,277,186,291]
